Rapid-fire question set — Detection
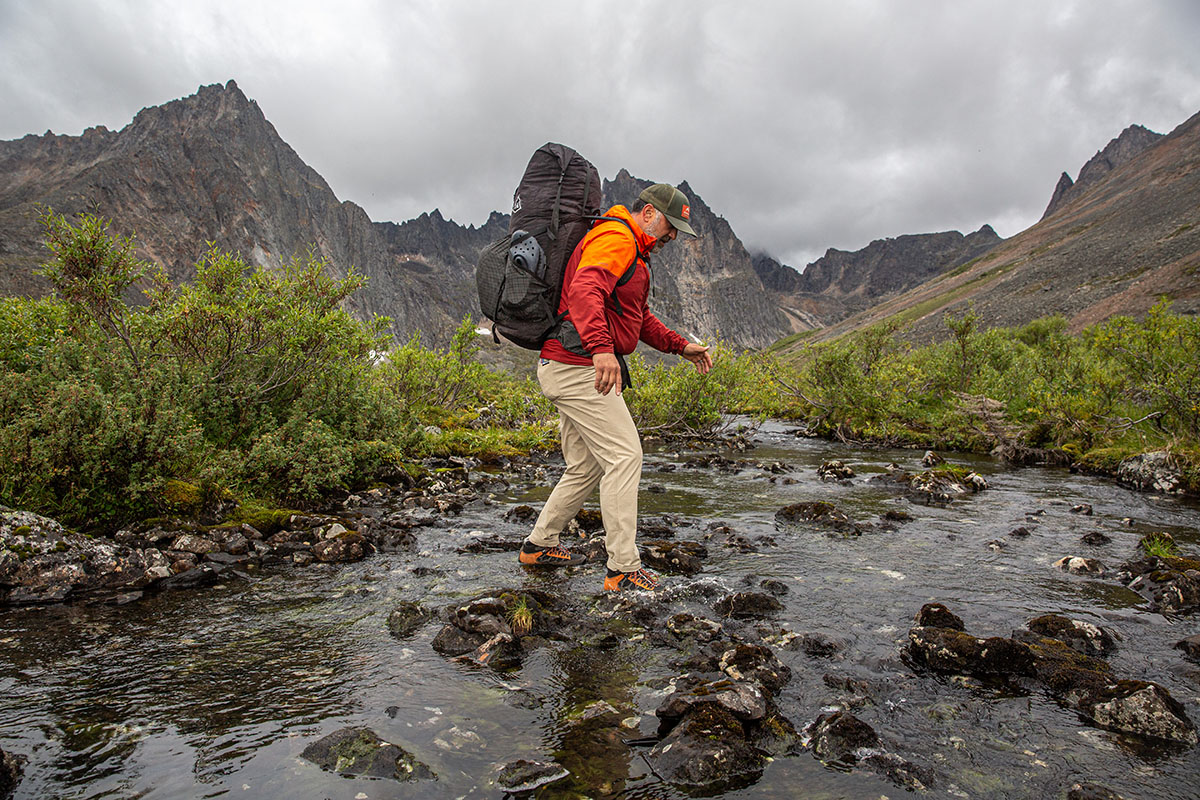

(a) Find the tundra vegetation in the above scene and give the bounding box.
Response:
[1,212,1197,531]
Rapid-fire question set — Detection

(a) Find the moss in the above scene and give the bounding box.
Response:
[226,502,298,536]
[1076,446,1140,474]
[162,479,204,512]
[1163,555,1200,572]
[12,525,32,537]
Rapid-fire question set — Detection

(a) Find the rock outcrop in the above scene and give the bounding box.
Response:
[1042,124,1165,220]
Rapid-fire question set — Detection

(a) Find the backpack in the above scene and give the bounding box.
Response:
[476,142,639,351]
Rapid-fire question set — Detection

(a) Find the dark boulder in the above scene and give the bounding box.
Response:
[906,626,1035,676]
[387,602,434,639]
[775,502,860,536]
[1068,783,1130,800]
[656,677,768,722]
[915,602,965,631]
[1026,614,1116,657]
[719,643,792,696]
[0,746,23,800]
[1077,680,1198,745]
[1176,634,1200,662]
[311,532,370,563]
[807,711,879,762]
[647,705,765,793]
[301,726,435,781]
[641,539,707,576]
[714,592,783,619]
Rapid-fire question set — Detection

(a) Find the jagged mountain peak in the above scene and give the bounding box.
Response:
[1042,122,1164,219]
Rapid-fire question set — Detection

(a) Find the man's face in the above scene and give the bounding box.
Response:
[645,207,677,251]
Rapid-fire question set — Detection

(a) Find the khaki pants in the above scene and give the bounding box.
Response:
[528,359,643,572]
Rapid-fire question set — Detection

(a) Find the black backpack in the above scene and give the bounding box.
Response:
[476,142,639,351]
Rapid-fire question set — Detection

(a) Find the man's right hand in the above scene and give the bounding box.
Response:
[593,351,622,395]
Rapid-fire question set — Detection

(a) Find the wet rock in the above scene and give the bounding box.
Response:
[455,632,522,669]
[431,625,487,657]
[906,626,1035,677]
[1082,531,1111,546]
[1068,783,1130,800]
[494,759,569,793]
[1121,559,1200,613]
[0,745,24,799]
[986,539,1007,551]
[1117,451,1183,494]
[301,726,435,781]
[573,508,604,533]
[921,451,944,467]
[638,515,678,538]
[647,705,765,793]
[816,460,855,481]
[881,509,914,523]
[714,592,783,619]
[641,539,707,576]
[759,579,789,597]
[458,533,524,554]
[1026,614,1116,657]
[387,602,434,639]
[807,710,879,762]
[504,504,538,523]
[794,633,846,659]
[666,614,723,643]
[860,751,935,791]
[1009,526,1032,538]
[158,564,220,591]
[915,602,965,631]
[1070,503,1094,515]
[775,502,860,536]
[657,677,768,722]
[1176,634,1200,662]
[1054,556,1106,576]
[452,596,511,637]
[720,643,792,695]
[311,532,369,563]
[1078,680,1198,744]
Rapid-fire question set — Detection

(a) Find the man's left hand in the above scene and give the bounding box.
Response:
[682,343,713,374]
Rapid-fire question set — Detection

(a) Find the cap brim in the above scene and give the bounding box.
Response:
[664,214,697,237]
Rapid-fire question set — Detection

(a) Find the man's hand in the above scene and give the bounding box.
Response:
[593,351,622,395]
[682,343,713,374]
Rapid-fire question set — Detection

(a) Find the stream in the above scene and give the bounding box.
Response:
[2,421,1198,799]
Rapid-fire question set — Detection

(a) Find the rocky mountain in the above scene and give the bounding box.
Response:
[0,81,788,350]
[1041,124,1164,220]
[751,225,1003,330]
[783,111,1200,350]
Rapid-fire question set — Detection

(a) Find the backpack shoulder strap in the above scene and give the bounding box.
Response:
[585,214,646,316]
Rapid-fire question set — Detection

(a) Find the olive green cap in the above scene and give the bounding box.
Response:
[639,183,697,237]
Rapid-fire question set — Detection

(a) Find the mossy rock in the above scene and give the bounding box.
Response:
[162,480,204,513]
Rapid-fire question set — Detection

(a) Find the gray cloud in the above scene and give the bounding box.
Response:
[3,0,1198,270]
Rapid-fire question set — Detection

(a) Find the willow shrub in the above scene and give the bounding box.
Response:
[380,316,557,456]
[625,344,785,439]
[0,212,416,528]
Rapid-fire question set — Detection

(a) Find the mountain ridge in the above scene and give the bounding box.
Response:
[0,81,788,350]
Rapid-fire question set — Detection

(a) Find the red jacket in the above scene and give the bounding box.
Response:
[540,205,689,364]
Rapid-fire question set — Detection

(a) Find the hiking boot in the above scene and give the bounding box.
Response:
[519,541,587,567]
[603,567,660,592]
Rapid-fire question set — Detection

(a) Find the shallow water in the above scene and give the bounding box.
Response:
[2,422,1199,799]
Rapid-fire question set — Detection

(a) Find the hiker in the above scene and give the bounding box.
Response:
[518,183,714,591]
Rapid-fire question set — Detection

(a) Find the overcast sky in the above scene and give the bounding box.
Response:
[3,1,1199,268]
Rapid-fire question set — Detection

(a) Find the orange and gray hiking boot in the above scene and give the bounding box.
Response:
[518,541,587,567]
[603,567,661,592]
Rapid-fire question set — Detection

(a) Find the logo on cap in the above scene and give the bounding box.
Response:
[681,204,690,220]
